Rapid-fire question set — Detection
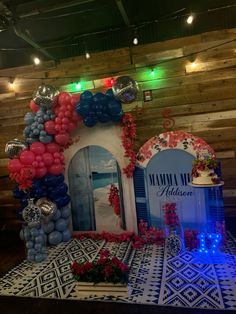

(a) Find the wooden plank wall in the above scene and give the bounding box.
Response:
[0,28,236,230]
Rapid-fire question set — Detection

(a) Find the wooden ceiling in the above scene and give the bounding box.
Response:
[0,0,236,68]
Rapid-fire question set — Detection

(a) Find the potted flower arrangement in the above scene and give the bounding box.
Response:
[162,202,184,255]
[71,249,129,297]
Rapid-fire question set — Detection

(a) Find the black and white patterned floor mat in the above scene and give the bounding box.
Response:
[0,234,236,310]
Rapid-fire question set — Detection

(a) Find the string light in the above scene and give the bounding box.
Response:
[8,77,15,90]
[33,57,41,65]
[75,82,81,91]
[85,52,90,59]
[133,37,138,45]
[190,61,197,68]
[151,69,155,76]
[186,14,194,24]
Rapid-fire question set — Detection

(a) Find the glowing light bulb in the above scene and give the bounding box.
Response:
[151,69,155,76]
[190,62,197,68]
[85,52,90,59]
[133,37,138,45]
[186,15,194,24]
[34,57,41,65]
[75,82,81,91]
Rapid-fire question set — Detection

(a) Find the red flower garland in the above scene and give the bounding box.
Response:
[162,202,179,229]
[108,184,120,216]
[121,113,137,177]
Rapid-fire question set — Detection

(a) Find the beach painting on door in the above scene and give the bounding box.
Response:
[69,145,125,232]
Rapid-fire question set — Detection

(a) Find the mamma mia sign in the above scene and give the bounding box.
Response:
[145,149,206,229]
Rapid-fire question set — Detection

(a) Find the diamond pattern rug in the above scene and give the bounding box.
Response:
[0,233,236,310]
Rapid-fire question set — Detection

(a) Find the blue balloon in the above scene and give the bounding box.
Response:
[39,135,53,143]
[97,113,110,123]
[35,235,44,243]
[61,206,71,218]
[13,186,25,199]
[34,243,42,250]
[33,129,40,135]
[52,209,61,221]
[107,99,122,115]
[28,248,35,255]
[30,228,39,237]
[49,183,68,199]
[35,254,44,263]
[23,126,31,136]
[83,116,97,127]
[27,254,35,262]
[21,197,28,207]
[23,228,31,241]
[26,241,34,249]
[62,229,71,242]
[24,112,35,125]
[55,218,67,232]
[42,221,54,234]
[19,229,24,241]
[48,231,62,246]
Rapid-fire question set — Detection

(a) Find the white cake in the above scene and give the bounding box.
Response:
[191,157,220,185]
[192,169,219,185]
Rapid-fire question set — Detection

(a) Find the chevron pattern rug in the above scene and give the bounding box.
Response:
[0,233,236,310]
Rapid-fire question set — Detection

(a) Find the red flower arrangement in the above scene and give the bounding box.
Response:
[162,202,179,229]
[121,113,137,177]
[71,249,128,284]
[108,184,120,216]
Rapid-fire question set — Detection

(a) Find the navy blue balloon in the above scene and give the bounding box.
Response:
[97,113,110,123]
[83,116,97,127]
[43,174,64,187]
[105,88,114,98]
[13,187,25,199]
[107,99,122,115]
[32,179,41,190]
[21,197,28,208]
[80,90,93,104]
[110,111,124,122]
[49,183,68,199]
[16,209,23,220]
[93,92,108,106]
[76,101,91,117]
[53,194,71,209]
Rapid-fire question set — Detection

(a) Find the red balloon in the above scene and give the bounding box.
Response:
[32,161,39,168]
[8,159,22,173]
[55,124,61,132]
[44,120,56,135]
[35,155,42,161]
[42,152,54,166]
[72,111,82,122]
[35,166,47,178]
[67,122,77,133]
[71,93,81,106]
[49,164,63,175]
[20,150,35,165]
[30,142,46,155]
[58,112,64,118]
[29,100,40,113]
[21,166,36,179]
[46,143,60,154]
[65,110,72,118]
[55,133,70,146]
[58,92,71,106]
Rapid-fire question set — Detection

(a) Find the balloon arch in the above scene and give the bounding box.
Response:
[5,77,139,263]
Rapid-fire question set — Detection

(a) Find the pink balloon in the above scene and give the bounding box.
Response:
[20,150,35,165]
[55,133,70,146]
[46,143,60,154]
[29,100,40,113]
[71,93,80,106]
[30,142,46,155]
[35,166,47,178]
[44,120,56,135]
[42,152,54,166]
[8,159,22,173]
[49,164,63,175]
[58,92,71,106]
